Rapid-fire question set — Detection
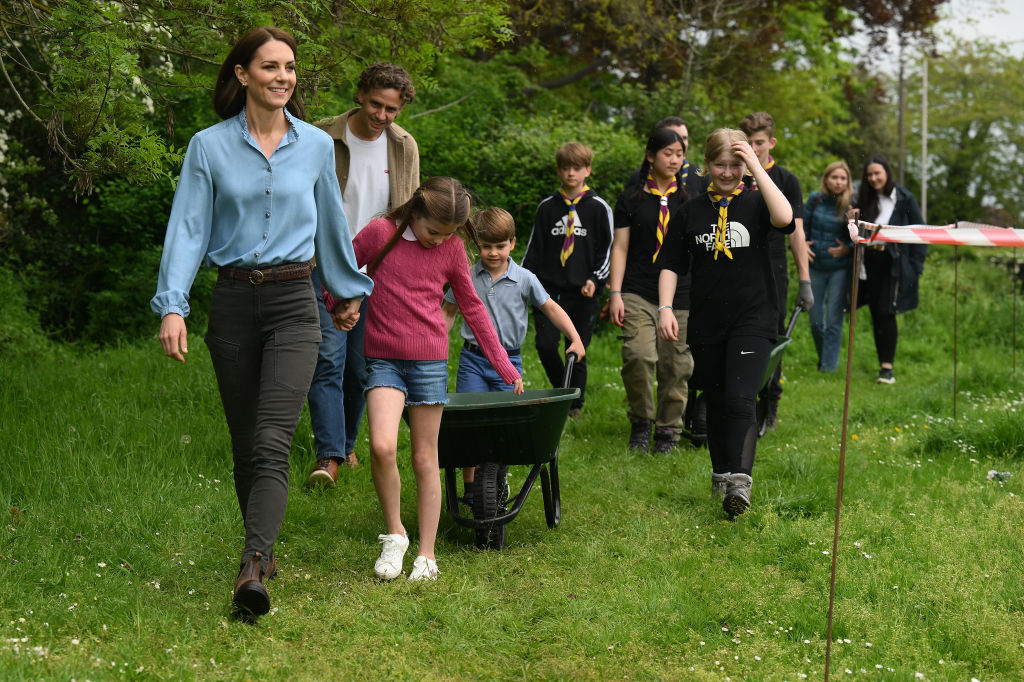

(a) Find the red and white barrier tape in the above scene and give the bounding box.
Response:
[847,220,1024,247]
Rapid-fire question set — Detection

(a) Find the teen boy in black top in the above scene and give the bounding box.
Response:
[523,141,614,416]
[738,112,813,431]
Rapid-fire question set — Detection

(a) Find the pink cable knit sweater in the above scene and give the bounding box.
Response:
[341,217,519,385]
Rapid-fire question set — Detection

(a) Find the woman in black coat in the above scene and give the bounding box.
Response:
[854,155,927,384]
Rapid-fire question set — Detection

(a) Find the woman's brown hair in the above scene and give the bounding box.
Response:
[213,27,306,120]
[367,177,475,275]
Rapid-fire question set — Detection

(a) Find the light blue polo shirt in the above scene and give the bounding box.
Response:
[444,258,549,350]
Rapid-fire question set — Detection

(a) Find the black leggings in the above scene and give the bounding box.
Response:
[861,249,898,365]
[691,336,773,476]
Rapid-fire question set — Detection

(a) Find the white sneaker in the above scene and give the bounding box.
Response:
[407,555,440,581]
[374,533,409,580]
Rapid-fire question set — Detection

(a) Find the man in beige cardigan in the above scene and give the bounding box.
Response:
[306,63,420,487]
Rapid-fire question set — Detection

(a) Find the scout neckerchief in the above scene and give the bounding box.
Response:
[646,173,677,263]
[708,182,745,260]
[559,185,589,266]
[748,155,774,191]
[680,159,690,184]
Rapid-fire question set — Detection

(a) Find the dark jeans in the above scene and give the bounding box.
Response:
[861,249,898,365]
[691,336,773,476]
[534,290,600,408]
[307,270,368,461]
[205,276,321,567]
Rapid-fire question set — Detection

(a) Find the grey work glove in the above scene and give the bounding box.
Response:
[797,279,814,311]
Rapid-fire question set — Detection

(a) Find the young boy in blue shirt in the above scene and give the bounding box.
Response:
[443,207,584,499]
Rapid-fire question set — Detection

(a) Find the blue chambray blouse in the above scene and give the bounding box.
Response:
[151,107,373,318]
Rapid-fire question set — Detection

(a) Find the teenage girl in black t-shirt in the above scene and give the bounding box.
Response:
[608,128,693,453]
[657,128,794,517]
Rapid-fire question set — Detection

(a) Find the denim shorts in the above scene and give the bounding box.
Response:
[365,358,449,406]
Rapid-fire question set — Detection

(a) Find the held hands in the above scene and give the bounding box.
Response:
[580,279,596,298]
[159,313,188,363]
[330,298,361,331]
[797,280,814,311]
[657,307,678,341]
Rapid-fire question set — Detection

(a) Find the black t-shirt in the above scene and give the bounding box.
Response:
[613,181,692,308]
[745,164,803,261]
[661,189,794,344]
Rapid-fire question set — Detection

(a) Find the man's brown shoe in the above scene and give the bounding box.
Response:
[343,451,359,468]
[306,458,338,487]
[233,552,270,616]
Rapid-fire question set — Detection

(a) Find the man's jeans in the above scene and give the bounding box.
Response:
[307,270,368,460]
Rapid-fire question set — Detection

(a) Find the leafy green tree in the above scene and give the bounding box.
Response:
[0,0,509,342]
[903,39,1024,226]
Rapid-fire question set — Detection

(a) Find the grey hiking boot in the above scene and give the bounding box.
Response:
[711,472,731,500]
[723,473,753,517]
[628,418,652,452]
[652,428,679,454]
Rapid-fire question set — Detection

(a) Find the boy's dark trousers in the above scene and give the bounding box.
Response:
[533,288,600,410]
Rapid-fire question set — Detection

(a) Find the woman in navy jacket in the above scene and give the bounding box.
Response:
[854,155,927,384]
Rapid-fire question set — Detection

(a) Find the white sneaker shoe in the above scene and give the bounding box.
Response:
[374,533,409,580]
[407,555,440,581]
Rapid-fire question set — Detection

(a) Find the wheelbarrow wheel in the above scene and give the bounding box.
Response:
[472,462,509,550]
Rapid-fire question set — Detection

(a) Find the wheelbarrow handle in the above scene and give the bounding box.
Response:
[561,351,578,389]
[785,305,803,338]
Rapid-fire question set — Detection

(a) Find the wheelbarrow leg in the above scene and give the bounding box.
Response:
[540,454,561,529]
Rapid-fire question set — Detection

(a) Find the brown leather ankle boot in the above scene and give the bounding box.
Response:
[233,552,270,616]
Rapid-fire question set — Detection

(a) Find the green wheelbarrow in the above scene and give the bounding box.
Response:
[439,354,578,550]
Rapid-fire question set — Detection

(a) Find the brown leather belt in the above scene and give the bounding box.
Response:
[218,261,313,285]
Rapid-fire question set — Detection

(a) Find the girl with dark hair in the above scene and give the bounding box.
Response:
[804,161,854,372]
[325,177,523,581]
[853,155,927,384]
[608,128,694,453]
[657,129,794,517]
[152,27,371,617]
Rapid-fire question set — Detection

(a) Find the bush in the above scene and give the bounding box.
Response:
[0,266,50,357]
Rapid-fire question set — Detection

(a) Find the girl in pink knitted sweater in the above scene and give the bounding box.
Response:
[328,177,523,581]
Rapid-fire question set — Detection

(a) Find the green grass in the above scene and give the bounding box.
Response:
[2,246,1024,680]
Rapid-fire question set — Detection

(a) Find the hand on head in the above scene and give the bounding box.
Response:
[731,141,759,176]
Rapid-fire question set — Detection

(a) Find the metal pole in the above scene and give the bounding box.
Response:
[954,244,959,419]
[921,56,928,222]
[825,235,862,681]
[898,44,906,186]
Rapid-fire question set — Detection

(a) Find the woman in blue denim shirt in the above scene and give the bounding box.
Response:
[803,161,854,372]
[151,27,371,617]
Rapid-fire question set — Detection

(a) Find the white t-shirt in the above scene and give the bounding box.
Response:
[343,125,390,238]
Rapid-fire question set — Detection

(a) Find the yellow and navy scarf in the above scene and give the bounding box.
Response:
[748,155,774,191]
[559,185,589,266]
[646,174,677,263]
[708,182,745,260]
